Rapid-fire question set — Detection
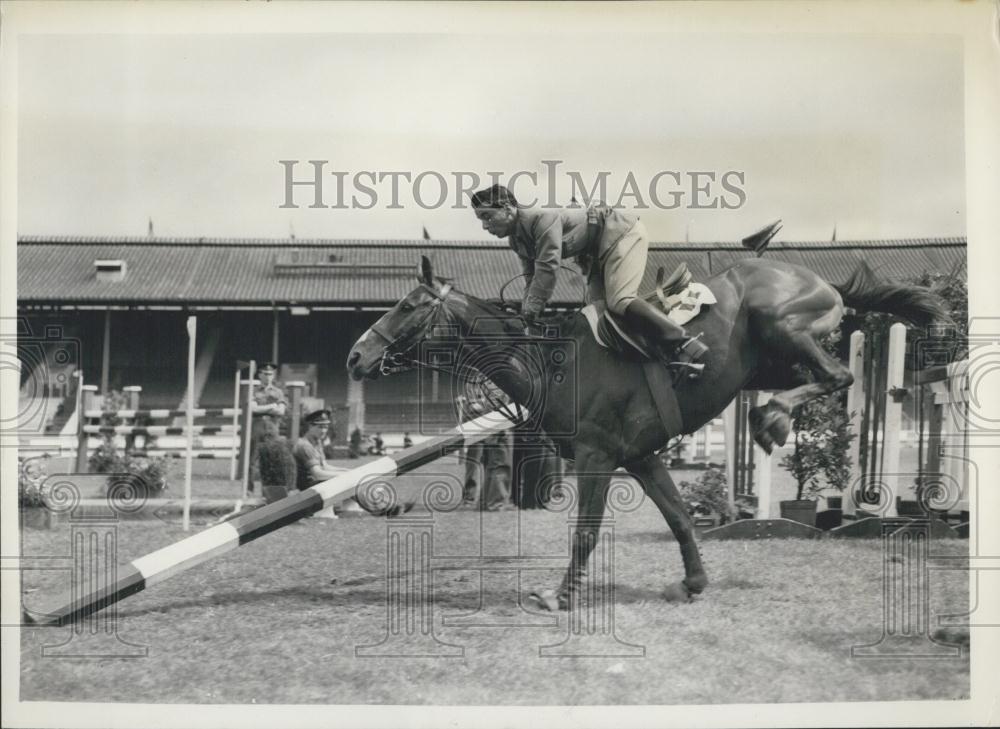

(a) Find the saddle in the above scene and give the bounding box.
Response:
[580,262,717,441]
[581,262,717,361]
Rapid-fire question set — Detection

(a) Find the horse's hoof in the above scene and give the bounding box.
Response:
[527,589,565,612]
[765,415,791,448]
[663,582,693,603]
[753,430,775,455]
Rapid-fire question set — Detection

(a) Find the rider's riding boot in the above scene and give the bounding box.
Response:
[623,299,709,375]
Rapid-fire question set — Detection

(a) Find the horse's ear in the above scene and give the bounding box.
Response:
[419,256,434,286]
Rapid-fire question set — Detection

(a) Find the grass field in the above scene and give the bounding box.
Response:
[17,458,969,705]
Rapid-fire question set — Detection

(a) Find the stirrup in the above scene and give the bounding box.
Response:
[669,360,706,377]
[668,334,708,381]
[679,333,709,360]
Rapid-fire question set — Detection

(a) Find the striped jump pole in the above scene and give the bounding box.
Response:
[25,409,525,627]
[83,408,241,419]
[141,451,232,459]
[81,425,239,436]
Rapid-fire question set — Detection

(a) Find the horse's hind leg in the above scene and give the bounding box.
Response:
[626,454,707,601]
[750,305,853,454]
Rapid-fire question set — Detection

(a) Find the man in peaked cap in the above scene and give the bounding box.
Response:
[293,408,401,517]
[249,361,288,493]
[470,184,708,374]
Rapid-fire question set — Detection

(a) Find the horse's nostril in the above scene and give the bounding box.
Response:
[347,351,360,368]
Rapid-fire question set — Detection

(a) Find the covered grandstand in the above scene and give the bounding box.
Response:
[17,235,966,440]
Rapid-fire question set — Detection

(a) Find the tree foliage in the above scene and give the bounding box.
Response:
[779,330,856,500]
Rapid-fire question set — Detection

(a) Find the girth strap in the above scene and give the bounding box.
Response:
[642,361,685,439]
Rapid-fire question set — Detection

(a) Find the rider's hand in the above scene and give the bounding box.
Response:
[522,311,538,336]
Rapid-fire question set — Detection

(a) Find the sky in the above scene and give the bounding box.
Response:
[17,31,965,242]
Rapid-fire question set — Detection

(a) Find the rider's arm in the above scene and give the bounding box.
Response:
[523,210,562,319]
[517,252,535,289]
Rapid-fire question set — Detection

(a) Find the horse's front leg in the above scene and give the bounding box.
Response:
[627,453,708,601]
[531,446,614,611]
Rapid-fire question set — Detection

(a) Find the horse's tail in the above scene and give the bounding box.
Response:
[832,261,950,328]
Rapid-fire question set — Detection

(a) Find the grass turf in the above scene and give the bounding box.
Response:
[17,460,969,705]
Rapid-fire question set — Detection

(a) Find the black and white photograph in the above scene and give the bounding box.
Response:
[2,2,998,727]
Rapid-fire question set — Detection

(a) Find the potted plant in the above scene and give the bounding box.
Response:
[678,467,736,526]
[778,334,856,527]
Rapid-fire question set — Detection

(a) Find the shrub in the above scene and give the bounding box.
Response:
[86,389,169,498]
[258,434,296,490]
[91,443,169,498]
[88,438,127,474]
[774,329,855,501]
[779,398,854,501]
[677,467,735,522]
[18,455,51,508]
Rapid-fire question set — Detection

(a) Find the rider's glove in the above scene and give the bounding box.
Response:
[522,296,543,331]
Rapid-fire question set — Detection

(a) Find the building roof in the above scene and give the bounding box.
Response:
[17,235,966,308]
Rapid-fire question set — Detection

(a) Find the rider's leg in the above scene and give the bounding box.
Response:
[603,222,709,366]
[624,298,700,350]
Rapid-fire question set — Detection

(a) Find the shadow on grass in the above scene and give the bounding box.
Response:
[114,576,693,620]
[615,527,719,544]
[116,584,526,619]
[117,586,350,618]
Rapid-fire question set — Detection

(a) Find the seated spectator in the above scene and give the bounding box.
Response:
[294,409,400,516]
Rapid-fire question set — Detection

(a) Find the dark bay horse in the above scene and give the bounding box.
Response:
[346,256,946,609]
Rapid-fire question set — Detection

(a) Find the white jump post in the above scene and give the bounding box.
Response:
[844,330,865,518]
[939,359,970,513]
[286,381,306,444]
[71,370,85,470]
[230,367,241,480]
[241,360,256,499]
[75,383,98,472]
[722,399,737,512]
[183,316,197,531]
[753,391,773,518]
[880,322,906,518]
[122,385,142,451]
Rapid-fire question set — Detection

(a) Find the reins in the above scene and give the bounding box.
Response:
[371,282,533,425]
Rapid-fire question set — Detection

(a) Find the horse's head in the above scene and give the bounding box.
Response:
[347,256,459,381]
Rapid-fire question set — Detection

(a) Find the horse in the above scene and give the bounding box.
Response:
[346,255,946,610]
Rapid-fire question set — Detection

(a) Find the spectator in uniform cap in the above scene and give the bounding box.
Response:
[293,408,400,516]
[249,361,287,493]
[470,184,708,373]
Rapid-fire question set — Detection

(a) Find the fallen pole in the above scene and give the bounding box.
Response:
[25,410,523,627]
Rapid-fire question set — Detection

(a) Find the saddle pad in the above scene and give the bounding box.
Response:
[665,282,717,327]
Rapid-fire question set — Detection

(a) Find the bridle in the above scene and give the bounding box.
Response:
[365,281,530,426]
[368,282,457,376]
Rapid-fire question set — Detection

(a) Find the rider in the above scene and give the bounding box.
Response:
[470,184,708,370]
